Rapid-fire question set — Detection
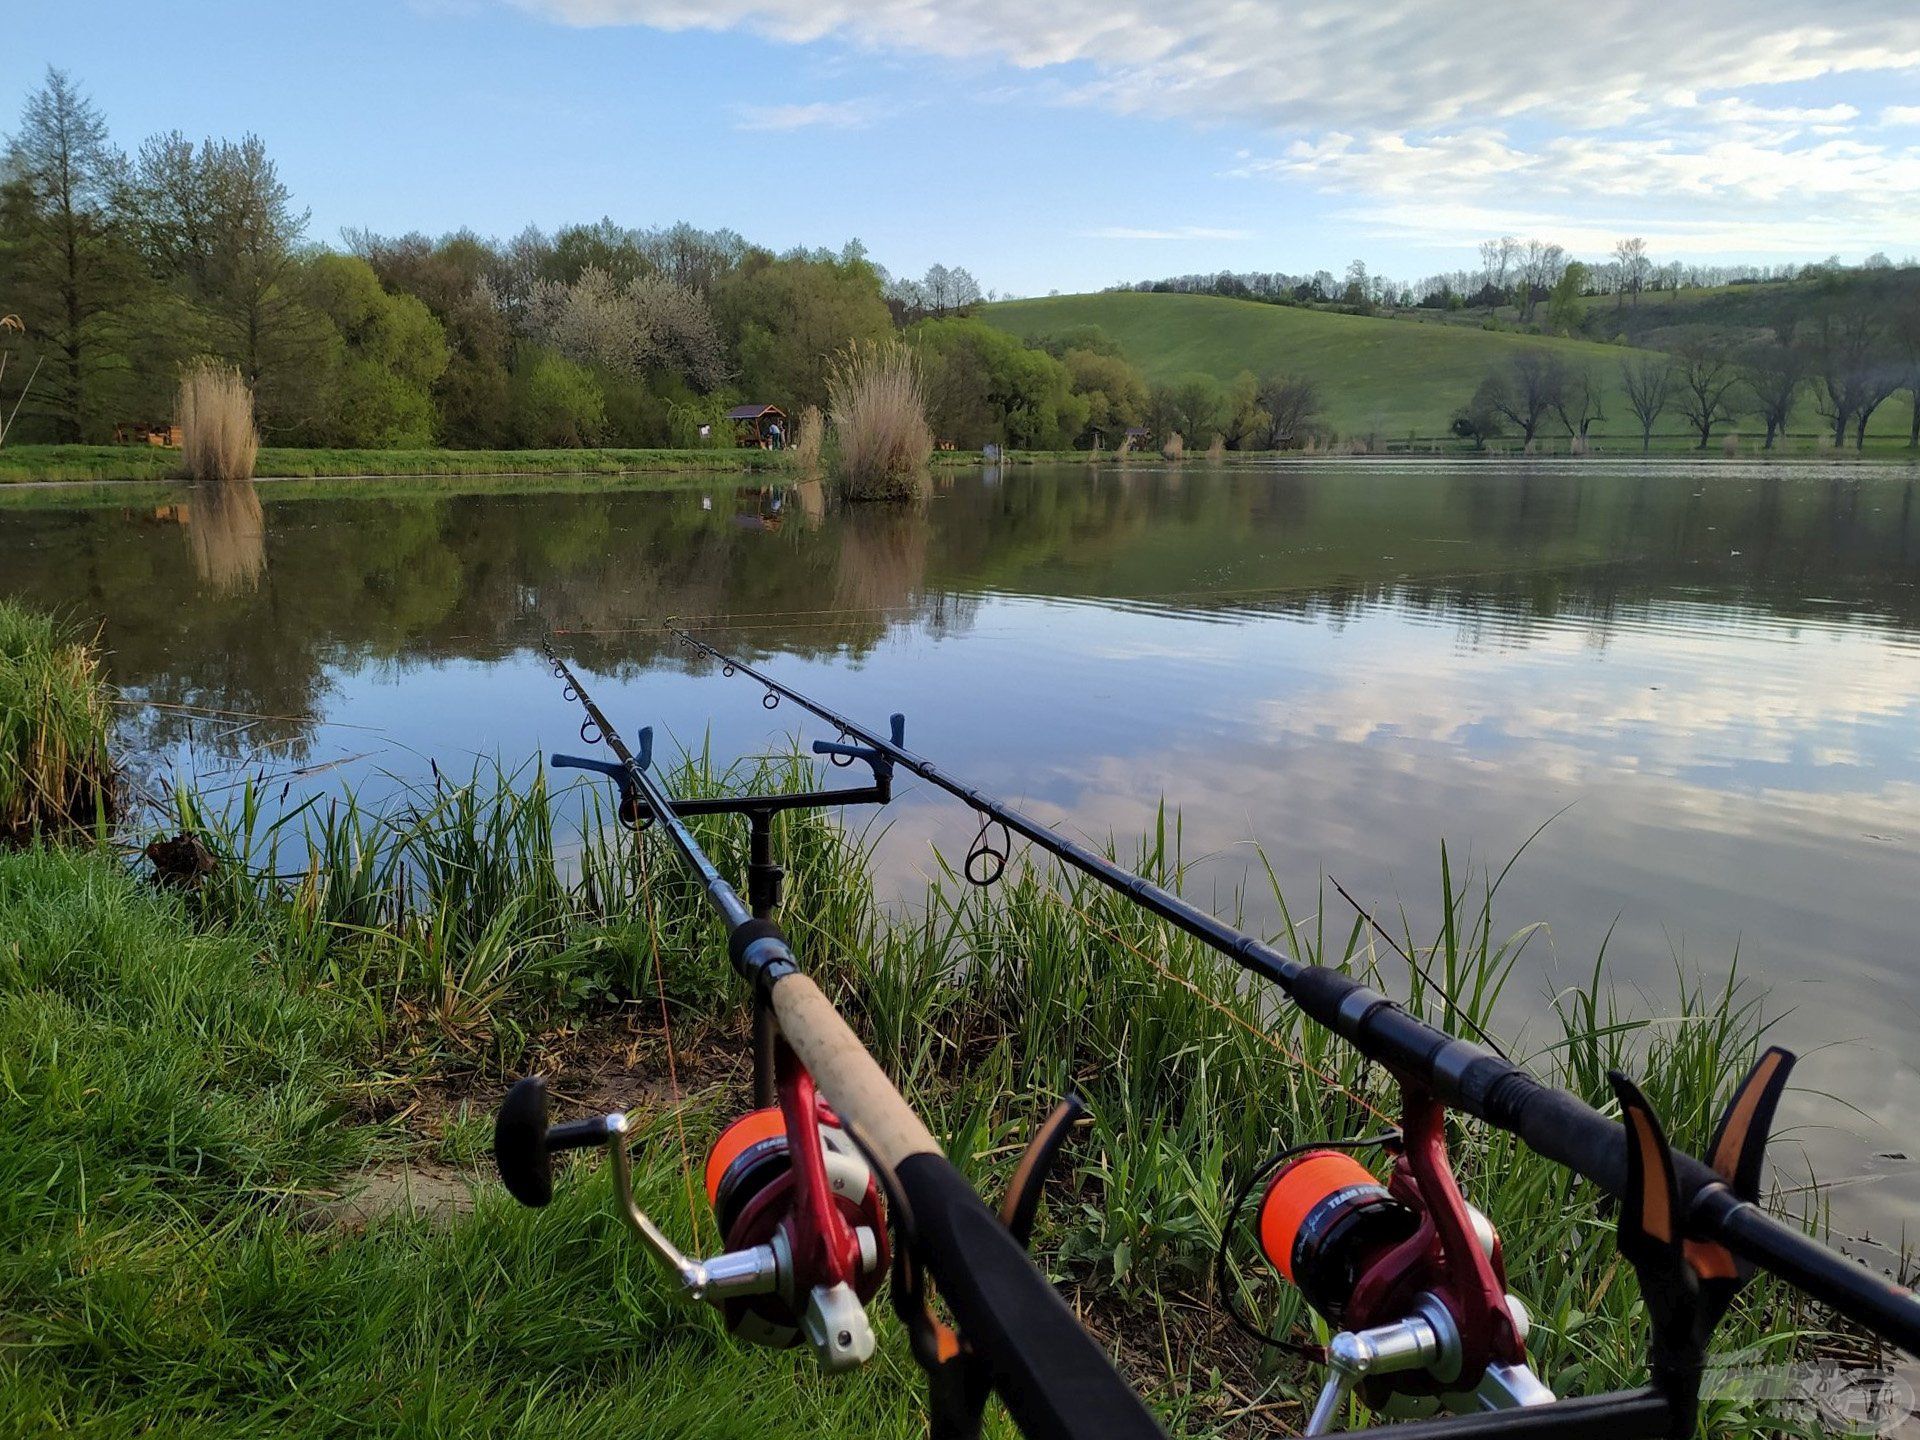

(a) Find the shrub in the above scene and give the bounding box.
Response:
[176,360,259,483]
[828,340,931,501]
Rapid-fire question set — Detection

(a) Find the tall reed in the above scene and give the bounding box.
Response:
[1162,430,1185,461]
[177,359,260,483]
[789,402,824,473]
[0,601,115,843]
[828,340,932,501]
[1204,432,1225,461]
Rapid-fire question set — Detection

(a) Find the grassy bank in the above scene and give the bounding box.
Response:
[4,438,1917,490]
[0,444,801,485]
[0,746,1825,1437]
[0,601,114,842]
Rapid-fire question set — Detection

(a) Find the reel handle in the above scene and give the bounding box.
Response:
[495,1075,616,1207]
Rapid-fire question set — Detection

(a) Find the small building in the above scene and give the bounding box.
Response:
[114,422,183,447]
[727,403,788,449]
[1123,426,1153,449]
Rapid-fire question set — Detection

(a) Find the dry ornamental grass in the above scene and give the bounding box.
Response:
[177,360,260,483]
[790,403,824,473]
[829,341,932,501]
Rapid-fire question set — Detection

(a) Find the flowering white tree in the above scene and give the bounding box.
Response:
[524,266,726,390]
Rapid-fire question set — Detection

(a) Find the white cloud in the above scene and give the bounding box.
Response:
[1234,127,1920,252]
[514,0,1920,248]
[518,1,1920,132]
[734,98,879,131]
[1079,225,1253,241]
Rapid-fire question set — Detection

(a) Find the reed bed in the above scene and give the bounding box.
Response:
[1162,430,1185,461]
[0,600,114,843]
[828,340,932,501]
[789,402,825,473]
[177,359,260,483]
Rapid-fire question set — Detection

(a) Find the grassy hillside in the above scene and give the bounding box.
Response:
[984,291,1916,447]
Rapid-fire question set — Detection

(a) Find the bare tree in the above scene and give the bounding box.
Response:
[1672,341,1739,448]
[1252,373,1321,449]
[1612,237,1650,307]
[1476,236,1519,303]
[1552,365,1604,441]
[1517,240,1567,321]
[1894,298,1920,450]
[922,263,953,316]
[1809,306,1902,449]
[1481,349,1567,445]
[1740,328,1806,450]
[1619,356,1673,451]
[946,266,982,310]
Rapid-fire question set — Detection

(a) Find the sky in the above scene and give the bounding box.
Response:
[6,0,1920,296]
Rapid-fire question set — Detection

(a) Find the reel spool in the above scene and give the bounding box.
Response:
[1250,1141,1543,1434]
[704,1107,890,1349]
[1258,1149,1424,1325]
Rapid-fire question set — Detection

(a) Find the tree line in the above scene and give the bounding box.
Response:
[0,69,1085,452]
[1122,240,1916,322]
[1452,279,1920,452]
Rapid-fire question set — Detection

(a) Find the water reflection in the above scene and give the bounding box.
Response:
[2,460,1918,1242]
[184,480,267,595]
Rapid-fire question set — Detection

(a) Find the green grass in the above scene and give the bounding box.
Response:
[1,749,1825,1436]
[0,601,114,842]
[0,444,800,485]
[984,292,1919,450]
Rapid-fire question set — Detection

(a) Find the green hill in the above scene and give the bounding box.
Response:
[983,291,1915,448]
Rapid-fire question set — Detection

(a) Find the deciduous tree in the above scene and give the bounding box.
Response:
[1740,328,1806,450]
[1612,237,1650,306]
[1672,341,1739,448]
[714,250,892,409]
[1808,305,1901,449]
[1252,372,1320,449]
[1619,356,1673,451]
[1552,365,1604,442]
[1478,350,1566,446]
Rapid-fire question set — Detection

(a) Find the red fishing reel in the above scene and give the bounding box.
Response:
[496,1041,889,1371]
[702,1094,891,1353]
[1242,1091,1550,1433]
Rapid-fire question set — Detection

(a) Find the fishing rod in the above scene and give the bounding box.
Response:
[495,644,1165,1440]
[669,626,1920,1434]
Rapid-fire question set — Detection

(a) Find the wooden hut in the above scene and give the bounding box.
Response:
[728,403,789,449]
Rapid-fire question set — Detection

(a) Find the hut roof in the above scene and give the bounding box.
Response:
[727,403,785,420]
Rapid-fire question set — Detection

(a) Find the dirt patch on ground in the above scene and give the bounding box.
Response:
[307,1159,482,1232]
[1071,1283,1310,1438]
[356,1005,752,1148]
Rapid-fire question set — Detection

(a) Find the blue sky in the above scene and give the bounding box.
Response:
[7,0,1919,296]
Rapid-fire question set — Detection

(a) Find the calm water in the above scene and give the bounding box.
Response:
[4,460,1918,1251]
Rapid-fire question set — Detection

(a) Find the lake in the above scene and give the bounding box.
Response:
[3,458,1916,1254]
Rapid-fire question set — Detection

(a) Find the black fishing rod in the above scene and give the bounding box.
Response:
[670,627,1920,1365]
[501,644,1165,1440]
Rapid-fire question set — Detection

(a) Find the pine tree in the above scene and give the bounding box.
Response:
[0,68,139,440]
